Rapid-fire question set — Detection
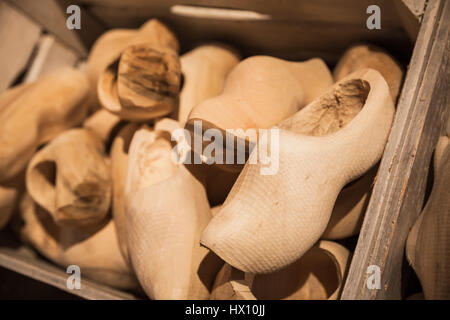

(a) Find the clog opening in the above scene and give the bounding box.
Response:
[250,246,340,300]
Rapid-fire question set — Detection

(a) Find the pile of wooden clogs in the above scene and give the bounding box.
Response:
[2,18,426,300]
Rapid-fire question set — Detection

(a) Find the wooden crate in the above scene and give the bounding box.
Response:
[0,0,448,300]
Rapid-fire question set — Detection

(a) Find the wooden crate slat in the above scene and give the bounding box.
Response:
[6,0,106,57]
[77,0,414,25]
[0,1,41,92]
[395,0,427,40]
[24,35,80,83]
[84,6,412,65]
[341,0,450,299]
[0,246,139,300]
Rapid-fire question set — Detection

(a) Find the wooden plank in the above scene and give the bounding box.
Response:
[84,4,411,65]
[81,0,402,25]
[0,1,41,92]
[0,246,139,300]
[6,0,106,57]
[341,0,450,300]
[24,35,79,83]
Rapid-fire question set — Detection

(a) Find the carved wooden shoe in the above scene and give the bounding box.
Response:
[26,129,111,227]
[86,29,137,110]
[179,44,240,125]
[125,119,222,299]
[406,135,450,299]
[19,193,138,290]
[334,44,404,100]
[0,67,89,182]
[98,20,181,121]
[201,69,395,273]
[211,240,350,300]
[110,123,140,263]
[185,56,333,171]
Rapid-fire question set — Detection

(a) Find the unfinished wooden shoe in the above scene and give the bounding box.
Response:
[185,56,333,171]
[110,123,140,263]
[406,135,450,299]
[0,68,89,182]
[334,44,404,100]
[201,69,395,273]
[98,20,181,121]
[26,129,111,227]
[179,44,240,125]
[125,119,222,299]
[211,240,350,300]
[19,193,138,290]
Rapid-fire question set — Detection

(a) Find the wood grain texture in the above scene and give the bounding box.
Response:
[0,1,41,92]
[341,0,450,300]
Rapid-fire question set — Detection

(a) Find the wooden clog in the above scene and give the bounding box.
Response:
[211,241,350,300]
[334,44,404,100]
[98,20,181,121]
[26,129,111,227]
[0,67,89,182]
[19,193,138,290]
[110,123,140,263]
[187,56,333,133]
[185,56,333,171]
[86,29,137,110]
[406,135,450,299]
[179,44,240,125]
[125,119,222,299]
[201,69,395,273]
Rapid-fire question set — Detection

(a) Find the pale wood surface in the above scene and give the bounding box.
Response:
[341,0,450,299]
[6,0,106,57]
[0,1,41,92]
[24,35,79,83]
